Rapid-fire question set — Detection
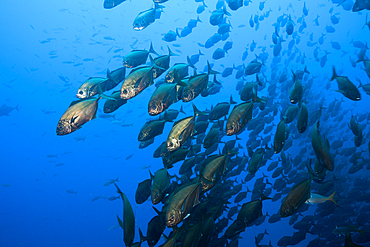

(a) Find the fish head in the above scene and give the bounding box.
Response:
[226,121,239,136]
[165,72,174,83]
[279,204,294,218]
[148,102,164,116]
[151,189,162,205]
[121,86,136,99]
[166,210,181,227]
[182,89,195,102]
[56,119,73,136]
[200,179,214,192]
[76,87,89,99]
[138,131,148,142]
[167,138,180,152]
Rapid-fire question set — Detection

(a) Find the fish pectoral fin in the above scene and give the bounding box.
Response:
[116,215,124,229]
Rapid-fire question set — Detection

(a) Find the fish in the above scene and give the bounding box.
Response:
[65,190,78,195]
[165,56,195,83]
[0,104,19,116]
[135,179,151,204]
[228,0,243,11]
[138,118,171,142]
[150,168,172,204]
[296,102,308,133]
[123,42,158,68]
[103,91,127,113]
[115,184,135,247]
[146,214,165,247]
[152,46,177,79]
[332,225,366,237]
[226,101,254,136]
[104,177,119,186]
[237,191,271,226]
[148,81,186,116]
[279,178,311,218]
[273,119,285,154]
[76,70,117,99]
[181,62,219,102]
[165,181,200,227]
[245,59,264,75]
[305,191,338,205]
[120,56,161,100]
[209,7,230,26]
[330,67,361,101]
[200,154,228,191]
[103,0,126,9]
[311,120,334,171]
[209,95,236,121]
[133,4,163,31]
[166,104,204,151]
[56,97,100,135]
[289,72,303,104]
[162,29,180,42]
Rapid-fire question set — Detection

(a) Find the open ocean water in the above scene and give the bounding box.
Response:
[1,0,370,246]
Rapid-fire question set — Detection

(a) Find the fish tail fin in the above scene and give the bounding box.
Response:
[357,229,366,238]
[197,15,202,23]
[149,42,159,56]
[150,55,165,70]
[138,228,147,243]
[116,215,124,229]
[259,190,272,201]
[304,65,310,74]
[207,61,219,74]
[230,94,237,104]
[179,105,186,114]
[96,83,116,101]
[192,103,206,117]
[329,191,339,206]
[330,66,337,81]
[187,56,195,69]
[15,104,19,112]
[167,46,178,56]
[199,49,204,56]
[176,28,180,38]
[115,177,119,182]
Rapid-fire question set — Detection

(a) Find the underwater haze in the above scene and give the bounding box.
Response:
[1,0,370,246]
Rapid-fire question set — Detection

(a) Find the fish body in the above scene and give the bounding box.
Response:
[330,67,361,101]
[0,104,18,116]
[165,182,200,227]
[148,83,182,116]
[279,178,311,217]
[181,66,217,102]
[123,43,157,68]
[103,0,125,9]
[305,191,338,205]
[133,5,160,31]
[103,91,127,113]
[121,64,155,100]
[167,116,195,151]
[56,98,100,135]
[226,101,253,136]
[151,168,172,204]
[76,70,117,99]
[297,103,308,133]
[115,184,135,247]
[138,119,168,142]
[311,121,334,171]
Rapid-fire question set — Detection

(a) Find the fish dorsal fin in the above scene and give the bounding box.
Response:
[69,99,88,107]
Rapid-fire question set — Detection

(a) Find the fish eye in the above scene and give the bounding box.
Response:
[152,105,156,110]
[123,89,127,94]
[169,142,173,147]
[78,90,83,95]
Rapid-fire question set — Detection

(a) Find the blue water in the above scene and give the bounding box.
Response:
[1,0,370,246]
